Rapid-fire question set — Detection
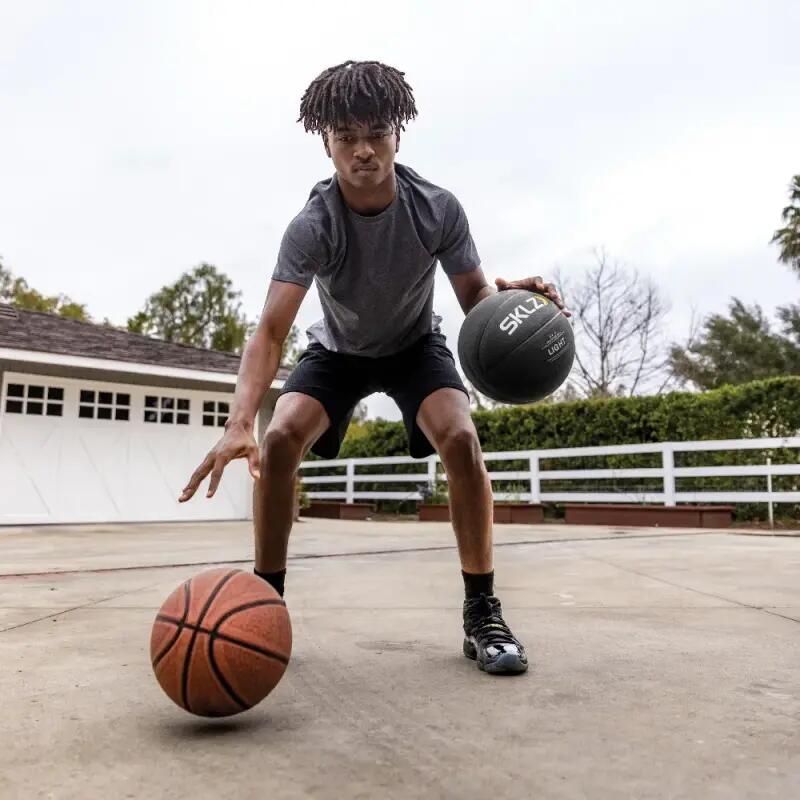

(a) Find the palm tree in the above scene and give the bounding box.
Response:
[771,175,800,276]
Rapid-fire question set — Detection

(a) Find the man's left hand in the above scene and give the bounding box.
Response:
[495,276,571,317]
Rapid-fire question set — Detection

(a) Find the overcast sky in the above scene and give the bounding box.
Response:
[2,1,798,420]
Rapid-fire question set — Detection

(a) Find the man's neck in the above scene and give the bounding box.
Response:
[336,169,397,216]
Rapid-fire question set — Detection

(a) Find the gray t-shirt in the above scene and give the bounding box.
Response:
[272,163,481,357]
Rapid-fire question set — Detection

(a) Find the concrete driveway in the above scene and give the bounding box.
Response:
[1,519,798,799]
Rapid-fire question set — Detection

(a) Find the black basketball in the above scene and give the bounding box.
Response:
[457,289,575,404]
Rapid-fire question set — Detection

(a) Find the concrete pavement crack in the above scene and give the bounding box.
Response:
[576,552,800,625]
[0,581,162,633]
[0,532,713,579]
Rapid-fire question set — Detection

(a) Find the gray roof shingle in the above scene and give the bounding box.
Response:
[0,305,291,379]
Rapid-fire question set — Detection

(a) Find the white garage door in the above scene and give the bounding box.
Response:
[0,371,254,525]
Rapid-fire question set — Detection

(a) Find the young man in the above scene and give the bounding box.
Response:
[179,60,565,675]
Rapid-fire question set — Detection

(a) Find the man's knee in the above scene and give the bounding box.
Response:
[261,423,306,469]
[437,425,483,470]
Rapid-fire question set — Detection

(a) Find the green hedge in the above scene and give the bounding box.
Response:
[335,376,799,453]
[307,377,800,519]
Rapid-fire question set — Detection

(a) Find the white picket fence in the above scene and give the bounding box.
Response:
[299,437,800,516]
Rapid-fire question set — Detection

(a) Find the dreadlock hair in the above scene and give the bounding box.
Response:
[297,60,418,143]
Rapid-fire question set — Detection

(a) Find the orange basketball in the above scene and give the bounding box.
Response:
[150,567,291,717]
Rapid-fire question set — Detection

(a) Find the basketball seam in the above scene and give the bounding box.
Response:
[469,289,529,397]
[155,613,184,626]
[484,308,566,377]
[473,291,515,378]
[457,298,482,386]
[155,595,285,628]
[154,617,291,666]
[212,598,290,665]
[211,631,291,665]
[206,633,249,712]
[152,579,191,669]
[214,598,287,628]
[180,570,238,714]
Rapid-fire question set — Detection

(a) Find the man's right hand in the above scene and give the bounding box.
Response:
[179,421,261,502]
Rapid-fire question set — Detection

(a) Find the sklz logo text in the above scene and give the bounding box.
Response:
[498,295,550,336]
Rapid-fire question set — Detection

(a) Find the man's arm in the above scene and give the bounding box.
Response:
[449,267,570,316]
[226,279,307,432]
[179,279,306,502]
[448,266,496,315]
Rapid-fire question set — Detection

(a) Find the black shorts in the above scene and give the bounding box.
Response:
[278,332,469,459]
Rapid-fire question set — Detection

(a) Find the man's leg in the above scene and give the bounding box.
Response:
[416,387,528,675]
[253,392,330,577]
[415,388,493,574]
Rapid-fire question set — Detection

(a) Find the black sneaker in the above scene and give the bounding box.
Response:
[463,593,529,674]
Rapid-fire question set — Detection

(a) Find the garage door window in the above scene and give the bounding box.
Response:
[78,390,131,421]
[144,395,190,425]
[4,383,64,417]
[202,400,229,427]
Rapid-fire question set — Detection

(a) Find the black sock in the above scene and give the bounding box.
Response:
[462,569,494,599]
[254,567,286,597]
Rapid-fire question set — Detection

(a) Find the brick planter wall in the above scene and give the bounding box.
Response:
[300,501,376,520]
[418,504,451,522]
[493,503,545,524]
[563,504,733,528]
[419,503,545,524]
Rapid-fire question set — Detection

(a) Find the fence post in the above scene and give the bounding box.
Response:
[346,460,355,504]
[529,454,540,504]
[662,446,676,506]
[766,456,774,530]
[427,456,437,489]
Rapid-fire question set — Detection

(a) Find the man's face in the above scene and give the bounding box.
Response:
[324,120,398,188]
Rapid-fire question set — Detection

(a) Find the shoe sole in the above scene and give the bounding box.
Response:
[463,638,529,675]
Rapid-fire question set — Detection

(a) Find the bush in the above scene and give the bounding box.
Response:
[294,475,310,510]
[334,378,798,455]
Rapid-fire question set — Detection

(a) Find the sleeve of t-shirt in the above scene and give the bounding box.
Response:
[435,192,481,275]
[271,215,325,290]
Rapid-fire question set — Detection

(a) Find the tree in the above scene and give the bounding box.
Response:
[771,175,800,276]
[0,256,91,321]
[464,376,577,410]
[351,401,369,422]
[558,250,672,398]
[777,303,800,347]
[552,381,581,402]
[465,380,503,411]
[669,298,800,390]
[127,263,250,352]
[0,257,11,299]
[280,323,304,368]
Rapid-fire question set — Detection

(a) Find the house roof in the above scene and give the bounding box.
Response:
[0,305,291,380]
